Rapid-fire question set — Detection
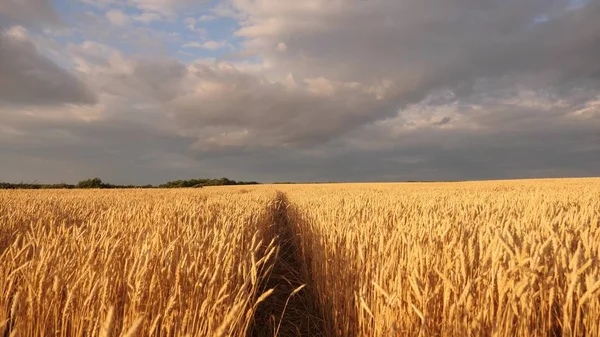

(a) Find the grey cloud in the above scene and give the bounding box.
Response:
[0,0,62,28]
[1,88,598,183]
[3,0,600,183]
[132,59,187,100]
[176,87,600,182]
[0,107,197,185]
[236,0,600,107]
[172,64,394,147]
[431,117,452,126]
[0,32,96,106]
[66,41,187,105]
[335,121,600,182]
[179,115,600,182]
[158,0,600,154]
[169,0,600,174]
[97,58,186,102]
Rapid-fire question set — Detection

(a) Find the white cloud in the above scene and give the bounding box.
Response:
[182,40,227,50]
[202,40,226,50]
[198,14,216,22]
[4,25,28,40]
[182,17,208,36]
[571,98,600,118]
[182,42,202,48]
[183,17,197,31]
[134,12,162,24]
[105,9,130,26]
[276,42,287,52]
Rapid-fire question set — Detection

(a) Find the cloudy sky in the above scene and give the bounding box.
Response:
[0,0,599,184]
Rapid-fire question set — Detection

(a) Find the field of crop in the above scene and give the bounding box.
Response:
[0,189,280,337]
[1,178,599,336]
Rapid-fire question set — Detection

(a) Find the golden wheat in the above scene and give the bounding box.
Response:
[1,179,599,336]
[0,188,279,337]
[280,178,600,337]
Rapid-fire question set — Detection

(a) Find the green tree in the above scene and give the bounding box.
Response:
[77,178,103,189]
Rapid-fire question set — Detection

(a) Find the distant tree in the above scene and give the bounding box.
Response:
[1,177,257,189]
[158,177,259,188]
[77,178,103,189]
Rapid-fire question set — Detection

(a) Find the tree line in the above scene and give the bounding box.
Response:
[0,177,260,189]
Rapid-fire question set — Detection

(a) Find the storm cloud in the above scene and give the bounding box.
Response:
[0,0,599,184]
[0,28,96,106]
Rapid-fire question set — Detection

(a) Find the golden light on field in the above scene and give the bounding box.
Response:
[0,189,279,337]
[1,178,599,336]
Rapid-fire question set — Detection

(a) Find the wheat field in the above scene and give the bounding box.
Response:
[0,189,280,337]
[1,179,599,336]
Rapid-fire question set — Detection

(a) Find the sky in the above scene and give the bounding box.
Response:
[0,0,599,184]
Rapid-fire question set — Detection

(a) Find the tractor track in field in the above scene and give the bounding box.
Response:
[249,192,327,337]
